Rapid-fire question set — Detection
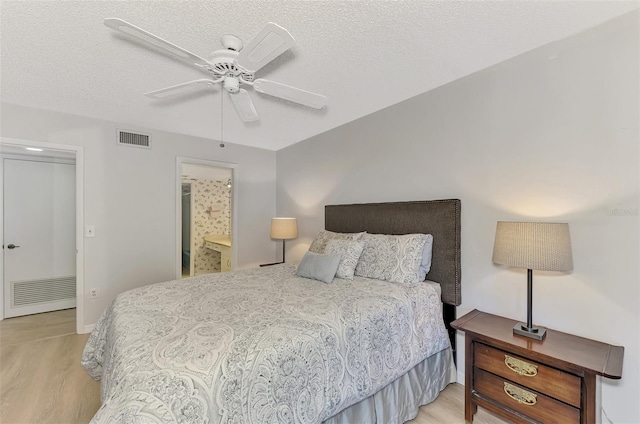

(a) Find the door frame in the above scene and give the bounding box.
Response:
[180,180,195,277]
[175,157,238,279]
[0,138,85,334]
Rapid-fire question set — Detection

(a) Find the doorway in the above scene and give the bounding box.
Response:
[181,182,193,277]
[3,156,76,317]
[176,158,237,279]
[0,139,84,333]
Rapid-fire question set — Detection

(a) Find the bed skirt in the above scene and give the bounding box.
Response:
[323,347,456,424]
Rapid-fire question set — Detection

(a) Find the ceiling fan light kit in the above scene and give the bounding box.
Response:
[104,18,327,124]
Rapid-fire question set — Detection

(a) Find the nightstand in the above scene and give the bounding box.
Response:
[451,310,624,424]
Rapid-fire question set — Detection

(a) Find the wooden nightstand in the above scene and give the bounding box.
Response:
[451,310,624,424]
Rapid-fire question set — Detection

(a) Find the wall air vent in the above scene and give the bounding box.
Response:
[12,276,76,307]
[118,130,151,149]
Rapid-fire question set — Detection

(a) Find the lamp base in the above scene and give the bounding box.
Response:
[513,322,547,341]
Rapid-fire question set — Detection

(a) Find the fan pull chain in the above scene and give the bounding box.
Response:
[220,92,225,148]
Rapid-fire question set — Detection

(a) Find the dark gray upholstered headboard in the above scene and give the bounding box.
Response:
[325,199,461,306]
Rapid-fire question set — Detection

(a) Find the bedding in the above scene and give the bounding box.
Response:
[324,239,365,280]
[308,230,365,253]
[355,233,430,284]
[82,263,451,423]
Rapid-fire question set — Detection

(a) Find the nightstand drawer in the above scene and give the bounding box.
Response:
[475,343,581,407]
[474,368,580,423]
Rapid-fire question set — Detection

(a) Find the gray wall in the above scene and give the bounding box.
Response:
[1,103,277,328]
[276,12,639,423]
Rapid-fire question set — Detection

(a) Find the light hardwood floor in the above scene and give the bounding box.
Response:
[0,309,100,424]
[0,309,504,424]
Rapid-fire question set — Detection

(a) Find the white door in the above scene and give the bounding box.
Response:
[3,158,76,318]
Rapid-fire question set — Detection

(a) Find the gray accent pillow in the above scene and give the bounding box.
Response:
[355,233,429,284]
[308,230,366,254]
[325,239,365,280]
[296,252,341,284]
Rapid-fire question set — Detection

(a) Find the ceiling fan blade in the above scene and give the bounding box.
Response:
[235,23,296,73]
[104,18,212,69]
[253,79,327,109]
[229,89,259,122]
[145,79,219,99]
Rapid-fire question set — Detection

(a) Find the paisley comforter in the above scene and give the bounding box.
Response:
[82,263,450,423]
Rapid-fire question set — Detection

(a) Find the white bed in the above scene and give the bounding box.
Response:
[82,199,462,423]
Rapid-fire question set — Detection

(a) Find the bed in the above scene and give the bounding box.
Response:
[82,199,461,423]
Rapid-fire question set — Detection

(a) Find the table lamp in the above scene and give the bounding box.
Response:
[492,221,573,340]
[270,217,298,263]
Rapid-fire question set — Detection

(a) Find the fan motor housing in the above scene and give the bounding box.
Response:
[208,50,254,83]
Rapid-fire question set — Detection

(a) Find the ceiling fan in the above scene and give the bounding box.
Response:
[104,18,327,122]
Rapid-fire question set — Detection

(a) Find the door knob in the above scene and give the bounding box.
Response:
[7,244,20,249]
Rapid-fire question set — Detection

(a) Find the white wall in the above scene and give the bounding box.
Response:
[276,12,639,423]
[1,103,277,328]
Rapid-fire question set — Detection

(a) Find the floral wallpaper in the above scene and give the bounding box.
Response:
[190,179,231,275]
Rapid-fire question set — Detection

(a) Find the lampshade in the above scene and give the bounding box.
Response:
[492,222,573,272]
[270,217,298,240]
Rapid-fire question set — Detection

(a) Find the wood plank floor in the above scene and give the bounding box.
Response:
[0,308,76,346]
[0,309,504,424]
[0,309,100,424]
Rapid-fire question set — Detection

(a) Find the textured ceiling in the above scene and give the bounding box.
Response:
[1,1,637,151]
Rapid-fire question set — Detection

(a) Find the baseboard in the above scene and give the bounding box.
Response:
[82,324,95,334]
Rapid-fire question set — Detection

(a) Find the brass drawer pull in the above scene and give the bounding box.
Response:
[504,382,537,406]
[505,355,538,377]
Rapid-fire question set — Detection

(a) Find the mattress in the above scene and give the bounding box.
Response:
[82,263,451,423]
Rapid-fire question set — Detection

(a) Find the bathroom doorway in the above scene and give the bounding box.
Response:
[181,182,193,277]
[176,158,236,279]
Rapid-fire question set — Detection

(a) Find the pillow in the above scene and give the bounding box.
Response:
[308,230,365,254]
[296,252,341,284]
[325,239,365,280]
[418,234,434,281]
[355,233,429,284]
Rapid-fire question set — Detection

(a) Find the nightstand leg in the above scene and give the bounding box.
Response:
[464,335,476,423]
[583,373,596,424]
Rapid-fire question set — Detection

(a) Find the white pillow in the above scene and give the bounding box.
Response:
[355,233,429,284]
[308,230,365,254]
[418,234,434,281]
[325,239,365,280]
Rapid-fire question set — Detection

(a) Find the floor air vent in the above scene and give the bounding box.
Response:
[12,276,76,307]
[118,130,151,148]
